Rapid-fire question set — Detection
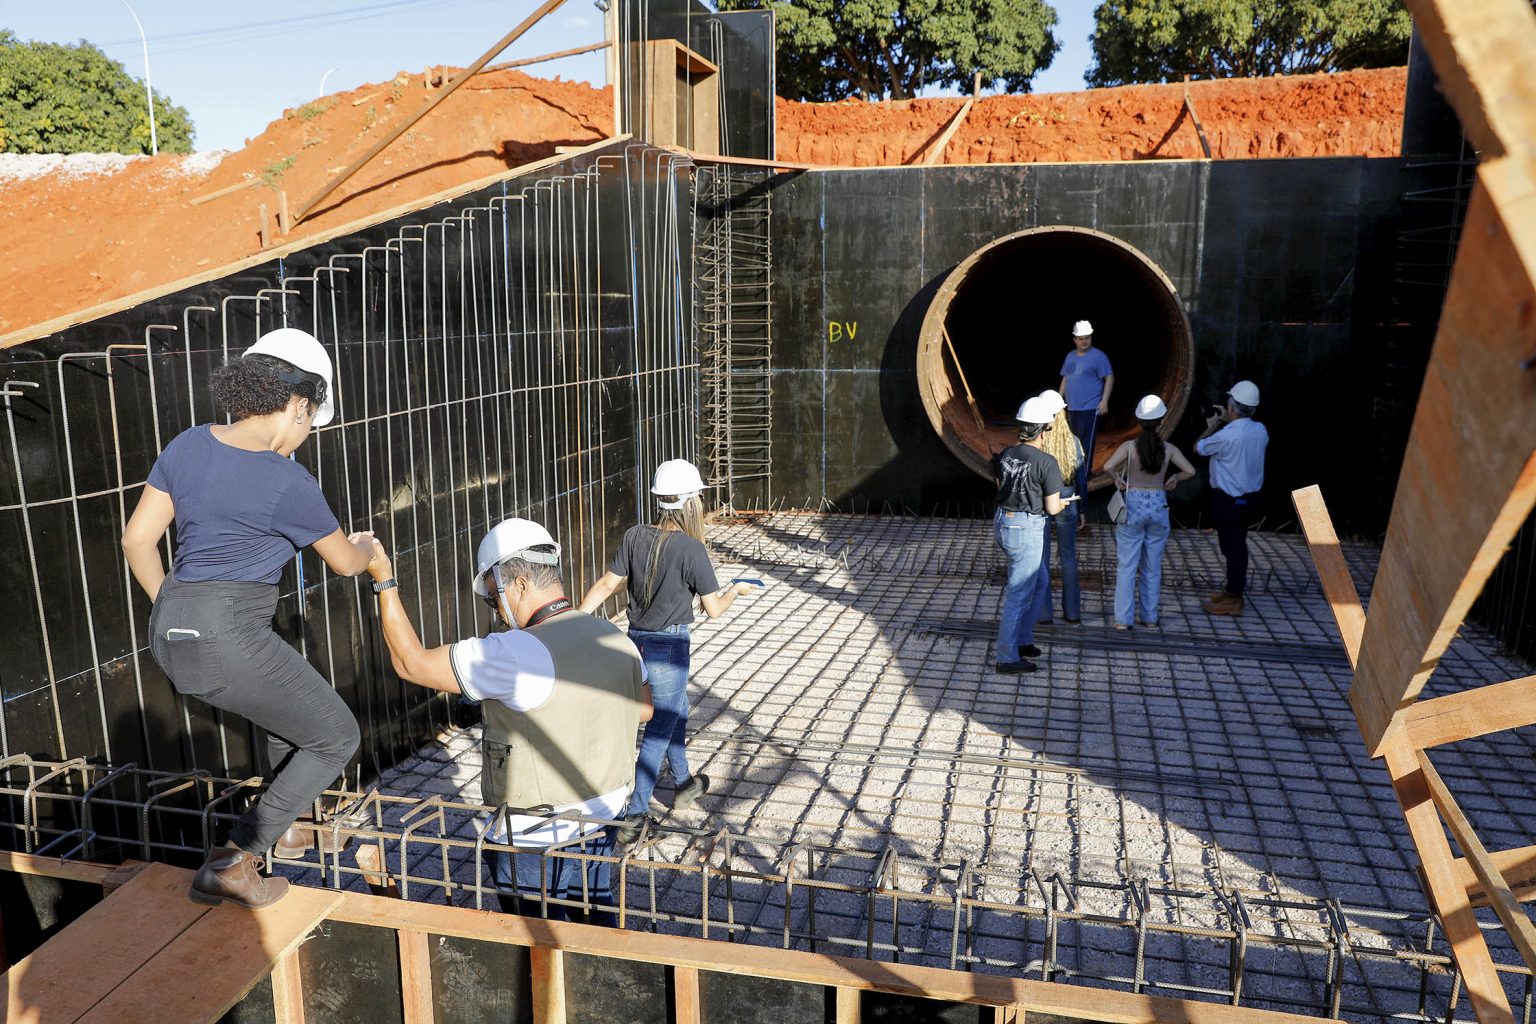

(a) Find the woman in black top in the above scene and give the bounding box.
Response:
[121,328,375,908]
[579,459,756,841]
[992,397,1076,674]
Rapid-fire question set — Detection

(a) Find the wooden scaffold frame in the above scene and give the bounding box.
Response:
[1293,1,1536,1021]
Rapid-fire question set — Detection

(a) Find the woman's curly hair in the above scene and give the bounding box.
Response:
[209,354,322,420]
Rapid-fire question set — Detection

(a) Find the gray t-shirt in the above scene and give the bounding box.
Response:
[610,525,720,632]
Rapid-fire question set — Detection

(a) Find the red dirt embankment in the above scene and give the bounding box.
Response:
[776,67,1405,166]
[0,68,613,339]
[0,65,1406,341]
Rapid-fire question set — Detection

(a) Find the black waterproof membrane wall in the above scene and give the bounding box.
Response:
[0,140,698,784]
[759,157,1412,532]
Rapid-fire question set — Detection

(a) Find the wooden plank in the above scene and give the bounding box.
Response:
[530,946,566,1024]
[0,134,629,350]
[0,852,116,887]
[1385,741,1515,1023]
[1348,162,1536,756]
[942,325,987,433]
[481,40,611,75]
[1403,0,1536,163]
[2,862,209,1024]
[1289,486,1366,667]
[328,889,1332,1024]
[399,930,434,1024]
[835,986,861,1024]
[78,880,341,1024]
[291,0,572,225]
[1418,749,1536,971]
[673,965,701,1024]
[922,99,974,166]
[1404,674,1536,749]
[1455,843,1536,906]
[271,949,306,1024]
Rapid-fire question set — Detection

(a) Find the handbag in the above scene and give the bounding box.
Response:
[1106,456,1129,525]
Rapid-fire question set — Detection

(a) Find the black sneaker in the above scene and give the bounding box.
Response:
[615,813,655,847]
[994,660,1038,675]
[1018,644,1043,659]
[674,774,710,810]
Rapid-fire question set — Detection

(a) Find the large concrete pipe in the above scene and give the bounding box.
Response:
[916,226,1194,489]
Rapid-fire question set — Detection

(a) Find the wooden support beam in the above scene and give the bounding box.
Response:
[921,98,974,166]
[835,986,861,1023]
[1455,843,1536,907]
[942,325,987,433]
[1385,741,1515,1022]
[1403,0,1536,163]
[1289,485,1365,667]
[271,949,306,1024]
[1418,750,1536,972]
[1404,673,1536,749]
[481,39,610,75]
[291,0,572,226]
[1348,160,1536,756]
[189,176,260,207]
[530,946,566,1024]
[399,930,434,1024]
[673,965,702,1024]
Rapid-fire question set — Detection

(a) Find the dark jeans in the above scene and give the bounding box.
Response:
[1066,409,1099,498]
[1035,495,1080,622]
[150,578,360,855]
[1210,490,1255,596]
[481,828,618,926]
[625,624,693,817]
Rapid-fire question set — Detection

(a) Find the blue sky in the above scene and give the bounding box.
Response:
[4,1,1100,153]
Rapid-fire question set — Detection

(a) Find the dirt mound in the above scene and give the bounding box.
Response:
[776,67,1405,166]
[0,68,613,339]
[1,65,1406,341]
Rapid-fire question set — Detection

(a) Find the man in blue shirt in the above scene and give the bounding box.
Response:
[1058,320,1114,503]
[1195,380,1269,616]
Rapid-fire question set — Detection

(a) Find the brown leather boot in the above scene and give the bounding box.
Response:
[189,847,290,909]
[1202,593,1245,616]
[273,826,313,859]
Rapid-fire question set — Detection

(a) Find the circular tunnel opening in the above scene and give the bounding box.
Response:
[917,226,1194,489]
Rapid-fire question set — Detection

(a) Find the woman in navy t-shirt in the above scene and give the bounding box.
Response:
[121,328,374,909]
[577,459,757,844]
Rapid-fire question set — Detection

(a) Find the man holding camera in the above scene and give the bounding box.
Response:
[1195,381,1268,616]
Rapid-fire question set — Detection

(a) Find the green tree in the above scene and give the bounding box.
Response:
[716,0,1060,101]
[1087,0,1411,87]
[0,30,195,154]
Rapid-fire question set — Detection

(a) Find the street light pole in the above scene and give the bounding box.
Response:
[117,0,158,155]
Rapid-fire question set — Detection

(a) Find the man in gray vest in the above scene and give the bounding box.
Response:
[365,517,651,924]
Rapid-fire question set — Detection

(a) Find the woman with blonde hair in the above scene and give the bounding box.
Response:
[1031,391,1083,625]
[1102,395,1196,629]
[579,459,757,843]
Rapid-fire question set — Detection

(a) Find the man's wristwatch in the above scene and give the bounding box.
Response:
[372,578,398,594]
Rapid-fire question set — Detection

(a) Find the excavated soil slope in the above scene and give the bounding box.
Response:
[0,66,1405,340]
[777,67,1405,165]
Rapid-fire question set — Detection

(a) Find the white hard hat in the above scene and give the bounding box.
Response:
[1036,390,1066,416]
[1072,320,1093,337]
[1135,394,1168,420]
[243,328,336,426]
[1015,396,1055,425]
[651,459,705,509]
[1228,380,1261,407]
[472,518,561,597]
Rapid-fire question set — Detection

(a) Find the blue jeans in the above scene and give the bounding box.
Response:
[625,624,693,817]
[1115,490,1171,626]
[1066,409,1099,498]
[1034,496,1081,623]
[482,828,617,925]
[995,509,1047,662]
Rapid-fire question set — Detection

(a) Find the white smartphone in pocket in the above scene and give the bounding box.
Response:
[165,628,201,641]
